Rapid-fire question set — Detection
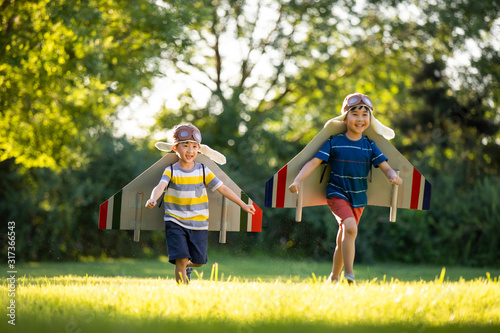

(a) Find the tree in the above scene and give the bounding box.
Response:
[0,0,191,169]
[0,127,162,261]
[153,0,499,176]
[153,0,407,192]
[152,0,500,264]
[3,0,499,265]
[401,0,500,178]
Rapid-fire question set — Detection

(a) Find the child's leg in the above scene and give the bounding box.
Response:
[174,258,190,284]
[326,198,363,282]
[330,227,344,281]
[187,260,203,268]
[340,217,358,275]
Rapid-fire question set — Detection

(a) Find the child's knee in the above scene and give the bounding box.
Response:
[191,263,203,267]
[342,218,358,236]
[175,258,189,267]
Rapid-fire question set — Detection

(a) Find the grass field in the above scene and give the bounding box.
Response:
[2,253,499,333]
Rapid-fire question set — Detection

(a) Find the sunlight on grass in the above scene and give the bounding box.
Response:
[1,269,499,333]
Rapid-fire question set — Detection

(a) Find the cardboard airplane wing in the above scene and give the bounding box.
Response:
[264,120,431,222]
[99,153,262,243]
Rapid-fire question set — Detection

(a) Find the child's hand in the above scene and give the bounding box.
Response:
[289,182,300,193]
[389,175,402,186]
[145,199,157,209]
[243,204,256,215]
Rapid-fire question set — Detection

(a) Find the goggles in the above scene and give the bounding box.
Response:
[343,93,373,112]
[174,125,202,144]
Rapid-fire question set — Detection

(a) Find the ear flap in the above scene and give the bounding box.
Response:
[370,116,395,140]
[155,142,175,151]
[156,141,227,164]
[199,144,227,165]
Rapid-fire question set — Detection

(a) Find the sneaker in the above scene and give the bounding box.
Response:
[186,267,193,281]
[344,273,355,284]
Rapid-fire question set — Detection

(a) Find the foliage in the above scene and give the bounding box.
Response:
[152,0,500,265]
[369,173,500,266]
[0,129,164,261]
[1,0,499,266]
[0,0,191,169]
[260,170,500,267]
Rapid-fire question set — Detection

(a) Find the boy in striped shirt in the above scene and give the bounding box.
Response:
[146,124,255,284]
[289,93,402,284]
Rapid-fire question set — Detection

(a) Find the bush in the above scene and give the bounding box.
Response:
[224,171,500,267]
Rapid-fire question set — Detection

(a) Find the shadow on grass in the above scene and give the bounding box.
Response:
[9,317,500,333]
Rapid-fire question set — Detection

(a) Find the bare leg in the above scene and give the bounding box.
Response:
[174,258,189,284]
[341,217,358,275]
[330,227,344,282]
[187,260,203,268]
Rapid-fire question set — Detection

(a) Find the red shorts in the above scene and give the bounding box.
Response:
[326,197,364,226]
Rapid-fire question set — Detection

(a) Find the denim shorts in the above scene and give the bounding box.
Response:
[165,220,208,265]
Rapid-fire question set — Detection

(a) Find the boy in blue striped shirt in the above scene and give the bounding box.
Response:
[289,93,402,284]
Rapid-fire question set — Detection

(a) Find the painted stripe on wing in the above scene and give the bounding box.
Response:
[276,165,288,208]
[251,203,263,232]
[240,192,249,232]
[265,177,274,208]
[106,196,114,229]
[272,173,278,207]
[423,180,432,210]
[112,190,122,230]
[99,200,108,229]
[410,169,422,210]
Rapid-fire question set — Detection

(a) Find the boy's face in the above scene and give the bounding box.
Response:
[344,106,371,135]
[173,141,200,163]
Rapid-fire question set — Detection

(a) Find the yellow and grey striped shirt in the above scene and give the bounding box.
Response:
[160,162,222,230]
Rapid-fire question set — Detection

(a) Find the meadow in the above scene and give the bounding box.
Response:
[2,252,499,333]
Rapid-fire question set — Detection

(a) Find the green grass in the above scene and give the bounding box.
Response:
[2,253,499,333]
[14,251,500,282]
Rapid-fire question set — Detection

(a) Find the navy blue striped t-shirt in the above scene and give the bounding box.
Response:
[314,133,387,208]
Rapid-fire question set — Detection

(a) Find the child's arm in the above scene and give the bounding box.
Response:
[288,157,323,193]
[378,161,403,185]
[145,181,168,209]
[217,185,256,215]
